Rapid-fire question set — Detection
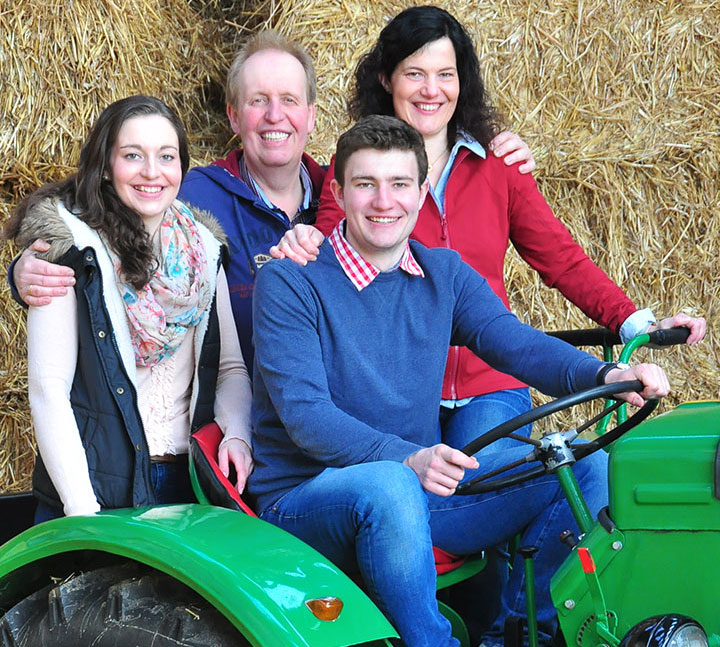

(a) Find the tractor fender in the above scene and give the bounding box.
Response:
[0,504,397,646]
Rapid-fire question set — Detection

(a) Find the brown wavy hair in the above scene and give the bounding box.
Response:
[334,115,429,188]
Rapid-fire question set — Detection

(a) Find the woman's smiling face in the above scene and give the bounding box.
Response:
[109,114,182,230]
[387,37,460,141]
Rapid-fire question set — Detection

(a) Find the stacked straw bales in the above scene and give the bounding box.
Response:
[1,0,718,494]
[0,0,245,493]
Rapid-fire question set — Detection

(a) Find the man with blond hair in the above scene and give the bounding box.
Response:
[177,29,325,369]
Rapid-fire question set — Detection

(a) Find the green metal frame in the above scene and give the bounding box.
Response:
[0,504,397,647]
[596,333,651,434]
[438,600,471,647]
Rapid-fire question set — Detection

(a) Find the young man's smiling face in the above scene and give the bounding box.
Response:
[331,148,429,270]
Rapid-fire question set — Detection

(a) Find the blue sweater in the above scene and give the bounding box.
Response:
[249,240,603,513]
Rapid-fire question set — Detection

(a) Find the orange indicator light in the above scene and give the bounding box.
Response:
[305,597,344,621]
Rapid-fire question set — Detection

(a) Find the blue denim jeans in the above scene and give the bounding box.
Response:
[439,388,534,643]
[150,456,195,505]
[33,457,194,524]
[34,500,63,524]
[440,388,533,450]
[261,448,609,647]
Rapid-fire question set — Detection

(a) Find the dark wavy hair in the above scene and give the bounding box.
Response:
[5,95,190,289]
[348,5,503,146]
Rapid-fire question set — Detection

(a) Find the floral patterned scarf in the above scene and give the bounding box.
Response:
[107,201,212,367]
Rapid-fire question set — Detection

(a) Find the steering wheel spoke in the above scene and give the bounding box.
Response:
[467,451,538,484]
[456,381,657,496]
[507,433,543,447]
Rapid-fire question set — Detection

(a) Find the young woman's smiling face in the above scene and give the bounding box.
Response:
[109,114,183,231]
[388,37,460,142]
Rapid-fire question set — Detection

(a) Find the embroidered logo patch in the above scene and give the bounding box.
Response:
[254,253,272,268]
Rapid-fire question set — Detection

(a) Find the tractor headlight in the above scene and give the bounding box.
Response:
[667,623,707,647]
[620,615,708,647]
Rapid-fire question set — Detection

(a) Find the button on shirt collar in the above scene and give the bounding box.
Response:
[328,220,425,291]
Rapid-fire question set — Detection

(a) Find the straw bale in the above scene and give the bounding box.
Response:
[2,0,719,493]
[0,195,35,494]
[0,0,236,193]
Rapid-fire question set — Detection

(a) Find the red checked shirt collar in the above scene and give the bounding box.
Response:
[328,219,425,291]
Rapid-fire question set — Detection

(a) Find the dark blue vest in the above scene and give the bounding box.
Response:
[32,244,221,510]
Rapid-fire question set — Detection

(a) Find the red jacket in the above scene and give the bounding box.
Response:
[315,149,636,400]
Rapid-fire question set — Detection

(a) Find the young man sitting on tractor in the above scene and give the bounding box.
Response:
[248,114,670,647]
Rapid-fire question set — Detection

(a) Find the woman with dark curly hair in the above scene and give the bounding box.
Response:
[348,6,500,153]
[4,96,253,522]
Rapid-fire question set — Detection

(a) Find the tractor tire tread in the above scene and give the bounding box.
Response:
[0,562,245,647]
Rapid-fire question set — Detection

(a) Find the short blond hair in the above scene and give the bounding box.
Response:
[226,30,317,108]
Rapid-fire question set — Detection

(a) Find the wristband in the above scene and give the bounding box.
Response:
[596,362,630,385]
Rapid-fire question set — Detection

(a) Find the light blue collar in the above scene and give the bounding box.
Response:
[430,133,486,211]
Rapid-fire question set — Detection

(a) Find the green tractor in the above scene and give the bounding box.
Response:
[0,328,717,647]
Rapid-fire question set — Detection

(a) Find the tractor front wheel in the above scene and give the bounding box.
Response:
[0,562,247,646]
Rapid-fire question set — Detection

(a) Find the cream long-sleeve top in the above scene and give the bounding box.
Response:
[27,267,252,517]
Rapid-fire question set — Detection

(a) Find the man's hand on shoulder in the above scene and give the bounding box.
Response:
[14,240,75,306]
[269,224,324,265]
[404,444,479,497]
[603,362,670,407]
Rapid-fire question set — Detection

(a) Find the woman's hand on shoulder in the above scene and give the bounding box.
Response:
[269,224,324,266]
[15,239,75,306]
[218,438,254,494]
[489,131,536,175]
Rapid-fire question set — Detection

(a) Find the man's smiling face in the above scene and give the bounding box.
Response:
[227,49,316,177]
[331,147,428,270]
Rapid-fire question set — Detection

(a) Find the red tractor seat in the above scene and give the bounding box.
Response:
[189,422,256,516]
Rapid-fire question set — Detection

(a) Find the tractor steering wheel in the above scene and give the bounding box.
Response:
[455,380,658,496]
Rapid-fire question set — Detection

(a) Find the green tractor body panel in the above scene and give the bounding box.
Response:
[609,401,720,530]
[552,402,720,646]
[0,504,397,647]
